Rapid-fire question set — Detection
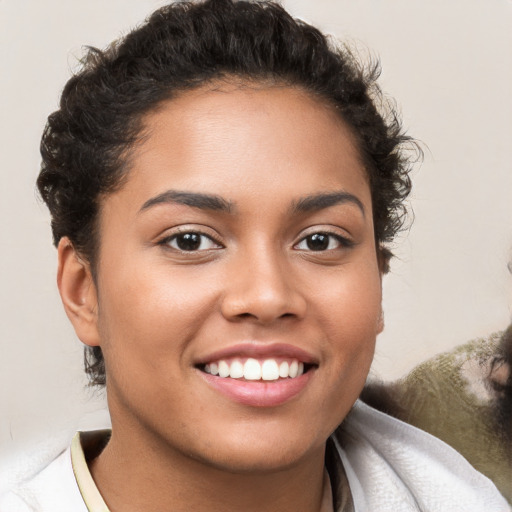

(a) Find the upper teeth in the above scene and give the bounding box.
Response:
[204,358,305,381]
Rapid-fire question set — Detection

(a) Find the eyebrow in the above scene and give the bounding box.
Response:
[292,191,365,216]
[139,189,364,217]
[140,190,233,213]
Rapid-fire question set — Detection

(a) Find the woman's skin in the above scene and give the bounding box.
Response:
[57,83,384,512]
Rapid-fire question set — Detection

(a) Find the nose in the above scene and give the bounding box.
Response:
[220,247,307,324]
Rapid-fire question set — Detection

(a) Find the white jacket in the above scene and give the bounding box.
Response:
[1,401,509,512]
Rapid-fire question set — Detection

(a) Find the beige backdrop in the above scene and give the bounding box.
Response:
[1,0,511,480]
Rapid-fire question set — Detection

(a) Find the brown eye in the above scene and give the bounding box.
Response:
[163,232,221,252]
[294,232,352,252]
[175,233,201,251]
[305,233,330,251]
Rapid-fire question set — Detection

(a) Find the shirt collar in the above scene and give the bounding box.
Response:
[70,429,351,512]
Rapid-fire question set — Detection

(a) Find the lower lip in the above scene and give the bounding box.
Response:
[199,370,314,407]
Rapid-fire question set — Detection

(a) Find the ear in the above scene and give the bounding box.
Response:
[57,237,100,347]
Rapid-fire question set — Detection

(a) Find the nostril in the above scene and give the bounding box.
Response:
[236,312,257,320]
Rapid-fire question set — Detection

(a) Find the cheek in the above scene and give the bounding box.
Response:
[312,260,382,336]
[95,260,220,372]
[311,260,381,381]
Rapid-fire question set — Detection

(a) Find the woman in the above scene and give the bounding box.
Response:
[1,0,508,510]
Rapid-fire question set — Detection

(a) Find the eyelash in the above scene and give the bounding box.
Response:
[158,231,223,252]
[158,229,353,253]
[294,231,354,252]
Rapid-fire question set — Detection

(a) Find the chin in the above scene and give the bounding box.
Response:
[190,439,322,474]
[170,417,328,474]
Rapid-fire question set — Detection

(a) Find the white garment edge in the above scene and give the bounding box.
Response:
[1,400,509,512]
[334,400,511,512]
[0,447,87,512]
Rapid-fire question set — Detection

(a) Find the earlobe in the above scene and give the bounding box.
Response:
[57,237,100,347]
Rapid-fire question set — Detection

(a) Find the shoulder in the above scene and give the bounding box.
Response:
[361,332,512,501]
[335,400,510,512]
[0,445,88,512]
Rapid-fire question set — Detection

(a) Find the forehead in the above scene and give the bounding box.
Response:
[114,83,369,213]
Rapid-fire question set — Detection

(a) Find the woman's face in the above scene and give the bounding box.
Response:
[83,85,383,471]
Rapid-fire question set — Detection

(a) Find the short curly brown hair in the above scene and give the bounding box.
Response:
[37,0,417,386]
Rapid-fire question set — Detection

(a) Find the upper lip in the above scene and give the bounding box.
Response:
[195,343,318,365]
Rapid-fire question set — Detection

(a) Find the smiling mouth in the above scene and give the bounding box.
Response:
[199,358,314,381]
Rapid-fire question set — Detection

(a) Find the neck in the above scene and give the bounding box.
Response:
[89,422,329,512]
